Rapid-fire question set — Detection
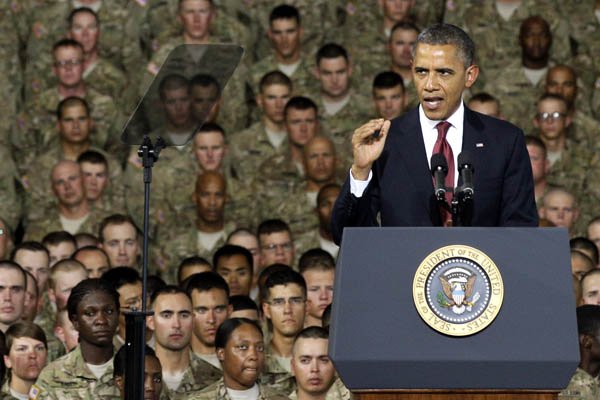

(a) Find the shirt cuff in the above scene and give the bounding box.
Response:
[349,169,372,198]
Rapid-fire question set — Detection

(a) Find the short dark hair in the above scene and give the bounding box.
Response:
[195,122,225,137]
[263,269,307,301]
[229,295,259,312]
[468,92,498,105]
[190,73,221,94]
[184,271,230,298]
[77,150,108,168]
[372,71,405,92]
[298,248,335,274]
[258,70,292,94]
[72,245,108,261]
[52,38,83,55]
[68,7,99,28]
[213,245,253,274]
[269,4,300,24]
[67,278,120,321]
[317,183,341,206]
[178,256,212,283]
[214,317,263,349]
[113,345,158,378]
[316,43,349,65]
[11,241,49,261]
[98,214,139,243]
[524,135,546,157]
[56,96,90,120]
[257,219,292,238]
[284,96,317,118]
[0,261,27,289]
[536,93,567,108]
[390,21,420,39]
[576,305,600,337]
[294,325,329,343]
[42,231,77,249]
[414,23,475,68]
[571,237,599,265]
[150,285,189,307]
[5,322,47,352]
[158,74,190,100]
[101,267,141,291]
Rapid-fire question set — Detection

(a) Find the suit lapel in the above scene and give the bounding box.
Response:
[460,108,485,187]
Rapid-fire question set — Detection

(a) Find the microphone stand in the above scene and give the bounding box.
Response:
[124,134,165,400]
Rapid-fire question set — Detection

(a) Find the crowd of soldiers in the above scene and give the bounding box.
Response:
[0,0,600,399]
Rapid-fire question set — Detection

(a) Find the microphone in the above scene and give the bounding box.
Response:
[457,151,474,199]
[431,153,448,201]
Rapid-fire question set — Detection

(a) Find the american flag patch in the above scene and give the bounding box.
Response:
[476,143,484,148]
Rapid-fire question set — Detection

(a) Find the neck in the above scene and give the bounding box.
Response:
[276,50,300,65]
[61,141,90,160]
[534,179,548,202]
[319,225,334,242]
[391,64,412,83]
[303,314,323,329]
[298,388,328,400]
[541,135,566,153]
[58,83,86,99]
[522,56,548,70]
[270,334,294,358]
[10,375,34,397]
[263,117,285,133]
[306,179,332,193]
[80,341,113,365]
[196,218,224,233]
[321,90,349,104]
[191,334,215,355]
[290,144,303,164]
[83,50,98,72]
[166,122,193,134]
[184,33,210,45]
[156,345,190,374]
[59,199,89,219]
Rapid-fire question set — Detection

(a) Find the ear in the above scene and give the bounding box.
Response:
[464,65,479,88]
[256,94,264,110]
[54,326,66,344]
[226,304,233,318]
[565,114,573,128]
[217,347,225,361]
[147,315,155,332]
[539,207,546,219]
[262,302,272,320]
[3,355,11,369]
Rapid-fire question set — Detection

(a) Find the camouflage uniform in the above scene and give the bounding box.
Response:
[249,55,317,98]
[83,58,129,107]
[0,1,23,123]
[463,0,572,85]
[21,144,124,224]
[316,92,373,171]
[165,352,223,400]
[558,368,600,400]
[153,221,237,284]
[569,111,600,150]
[258,143,305,190]
[229,121,285,184]
[482,59,546,135]
[260,344,296,395]
[0,145,22,234]
[288,377,353,400]
[442,0,468,26]
[187,377,290,400]
[24,206,110,242]
[31,346,119,399]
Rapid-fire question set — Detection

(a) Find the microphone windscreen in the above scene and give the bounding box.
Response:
[431,153,448,171]
[458,151,473,169]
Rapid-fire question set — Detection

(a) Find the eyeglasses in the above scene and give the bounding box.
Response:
[261,242,293,253]
[536,111,565,122]
[54,59,82,68]
[267,297,305,308]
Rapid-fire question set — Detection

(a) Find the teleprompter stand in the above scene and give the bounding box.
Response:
[330,227,579,400]
[120,44,243,399]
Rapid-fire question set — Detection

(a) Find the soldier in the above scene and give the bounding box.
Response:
[249,5,316,98]
[388,21,419,109]
[467,93,502,118]
[545,65,599,147]
[25,161,108,242]
[154,172,235,283]
[290,326,352,400]
[230,71,292,184]
[572,250,595,282]
[587,217,600,256]
[260,269,306,392]
[483,16,554,134]
[187,317,290,400]
[298,250,335,328]
[0,145,21,234]
[559,305,600,400]
[98,214,141,270]
[229,295,260,321]
[78,150,125,215]
[524,136,550,209]
[539,187,580,238]
[581,271,600,306]
[184,272,230,370]
[312,43,372,170]
[31,278,120,399]
[101,267,143,350]
[113,345,164,400]
[0,261,26,333]
[41,231,77,268]
[2,322,48,399]
[213,245,253,297]
[72,245,110,279]
[178,256,212,285]
[67,7,128,103]
[258,219,296,271]
[372,71,406,120]
[11,242,50,307]
[147,286,221,399]
[22,271,39,323]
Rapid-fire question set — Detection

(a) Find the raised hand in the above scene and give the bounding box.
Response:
[350,119,391,180]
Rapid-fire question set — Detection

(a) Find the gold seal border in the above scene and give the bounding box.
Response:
[412,244,504,337]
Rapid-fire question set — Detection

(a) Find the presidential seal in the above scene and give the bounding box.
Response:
[412,245,503,336]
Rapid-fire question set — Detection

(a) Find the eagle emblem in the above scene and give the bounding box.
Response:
[438,274,480,314]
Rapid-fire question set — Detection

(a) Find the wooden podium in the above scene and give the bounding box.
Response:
[330,228,577,400]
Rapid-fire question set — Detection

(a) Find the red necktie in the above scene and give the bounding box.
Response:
[433,121,454,225]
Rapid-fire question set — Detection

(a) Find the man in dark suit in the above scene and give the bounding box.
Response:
[332,24,538,244]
